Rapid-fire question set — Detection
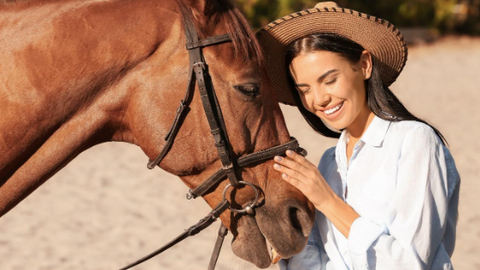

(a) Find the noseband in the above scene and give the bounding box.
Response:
[119,11,305,270]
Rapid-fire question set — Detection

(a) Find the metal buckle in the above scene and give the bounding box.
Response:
[222,181,258,215]
[186,189,195,200]
[193,62,205,70]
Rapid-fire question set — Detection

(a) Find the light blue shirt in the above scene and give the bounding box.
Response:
[279,116,460,270]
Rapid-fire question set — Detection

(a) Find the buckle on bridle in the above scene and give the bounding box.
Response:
[186,189,195,200]
[193,62,206,70]
[222,181,259,215]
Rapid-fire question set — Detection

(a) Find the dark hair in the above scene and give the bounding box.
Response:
[285,33,447,145]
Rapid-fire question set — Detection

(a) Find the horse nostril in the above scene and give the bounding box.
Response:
[288,206,311,237]
[289,207,302,231]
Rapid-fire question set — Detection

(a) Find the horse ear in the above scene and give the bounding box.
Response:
[185,0,207,18]
[188,0,226,17]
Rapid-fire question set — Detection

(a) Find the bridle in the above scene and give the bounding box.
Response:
[119,9,305,270]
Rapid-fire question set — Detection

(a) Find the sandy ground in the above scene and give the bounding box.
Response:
[0,36,479,270]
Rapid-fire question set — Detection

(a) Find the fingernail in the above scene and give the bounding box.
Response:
[286,150,293,156]
[274,156,282,162]
[282,173,288,179]
[273,164,281,169]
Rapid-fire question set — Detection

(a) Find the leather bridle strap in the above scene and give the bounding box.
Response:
[147,68,195,170]
[148,11,241,188]
[186,33,231,50]
[187,31,241,187]
[118,200,230,270]
[187,137,305,199]
[208,223,229,270]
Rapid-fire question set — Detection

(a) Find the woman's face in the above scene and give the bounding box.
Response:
[289,50,372,132]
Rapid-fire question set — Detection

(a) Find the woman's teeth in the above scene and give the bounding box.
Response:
[324,102,343,115]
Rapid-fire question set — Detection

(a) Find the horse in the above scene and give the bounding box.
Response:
[0,0,315,268]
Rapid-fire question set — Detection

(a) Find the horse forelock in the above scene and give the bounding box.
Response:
[176,0,264,69]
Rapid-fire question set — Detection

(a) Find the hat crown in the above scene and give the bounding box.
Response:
[314,1,340,9]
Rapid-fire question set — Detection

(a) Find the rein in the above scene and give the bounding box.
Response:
[119,10,305,270]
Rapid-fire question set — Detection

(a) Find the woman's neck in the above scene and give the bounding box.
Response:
[346,108,376,141]
[345,108,374,163]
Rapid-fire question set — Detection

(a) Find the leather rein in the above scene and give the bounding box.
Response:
[119,11,305,270]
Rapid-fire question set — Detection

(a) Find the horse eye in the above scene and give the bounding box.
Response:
[233,83,260,97]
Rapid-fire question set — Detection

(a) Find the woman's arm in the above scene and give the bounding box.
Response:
[344,126,455,269]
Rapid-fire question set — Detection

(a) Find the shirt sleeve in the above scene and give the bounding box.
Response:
[347,125,458,270]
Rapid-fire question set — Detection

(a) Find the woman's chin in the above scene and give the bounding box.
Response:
[319,118,347,132]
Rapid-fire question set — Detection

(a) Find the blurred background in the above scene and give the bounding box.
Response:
[0,1,479,270]
[238,0,480,36]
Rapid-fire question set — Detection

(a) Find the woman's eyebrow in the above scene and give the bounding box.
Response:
[295,83,309,87]
[294,69,339,87]
[317,69,338,83]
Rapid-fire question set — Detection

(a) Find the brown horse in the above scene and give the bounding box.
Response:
[0,0,314,268]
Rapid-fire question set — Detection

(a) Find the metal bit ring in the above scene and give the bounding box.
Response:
[222,181,259,215]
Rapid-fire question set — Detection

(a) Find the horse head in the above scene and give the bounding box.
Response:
[121,0,315,267]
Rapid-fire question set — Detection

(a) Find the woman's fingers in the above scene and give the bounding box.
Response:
[274,160,300,179]
[273,150,316,176]
[273,151,334,212]
[273,162,303,188]
[274,154,304,171]
[275,155,303,175]
[273,153,315,186]
[286,150,317,170]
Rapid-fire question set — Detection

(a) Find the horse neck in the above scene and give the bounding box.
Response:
[0,0,180,181]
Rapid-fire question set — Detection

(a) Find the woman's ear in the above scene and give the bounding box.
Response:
[360,50,373,80]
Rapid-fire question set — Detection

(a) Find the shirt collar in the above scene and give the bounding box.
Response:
[335,131,348,172]
[335,115,391,169]
[359,115,391,147]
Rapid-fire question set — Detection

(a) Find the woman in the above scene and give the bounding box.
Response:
[257,2,460,269]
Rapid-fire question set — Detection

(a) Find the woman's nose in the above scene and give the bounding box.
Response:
[313,86,330,107]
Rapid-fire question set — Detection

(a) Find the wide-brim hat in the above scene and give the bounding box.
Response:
[256,1,408,106]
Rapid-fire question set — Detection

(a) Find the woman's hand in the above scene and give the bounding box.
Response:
[273,150,336,212]
[274,150,360,238]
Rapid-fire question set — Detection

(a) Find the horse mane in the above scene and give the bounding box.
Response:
[176,0,264,68]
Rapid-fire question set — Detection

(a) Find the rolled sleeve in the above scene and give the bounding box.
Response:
[348,217,387,255]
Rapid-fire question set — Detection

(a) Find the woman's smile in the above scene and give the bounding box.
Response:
[319,101,344,119]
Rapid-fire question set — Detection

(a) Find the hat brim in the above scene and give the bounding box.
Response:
[256,6,408,106]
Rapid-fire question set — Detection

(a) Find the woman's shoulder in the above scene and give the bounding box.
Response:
[388,120,442,145]
[317,147,337,182]
[390,119,433,132]
[321,146,336,161]
[318,146,336,171]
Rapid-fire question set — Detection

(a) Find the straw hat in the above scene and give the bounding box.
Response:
[256,1,408,106]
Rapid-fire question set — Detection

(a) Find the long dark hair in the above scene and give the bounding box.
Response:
[285,33,447,145]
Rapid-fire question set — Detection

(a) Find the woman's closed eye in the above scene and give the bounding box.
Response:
[325,77,337,85]
[296,84,310,94]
